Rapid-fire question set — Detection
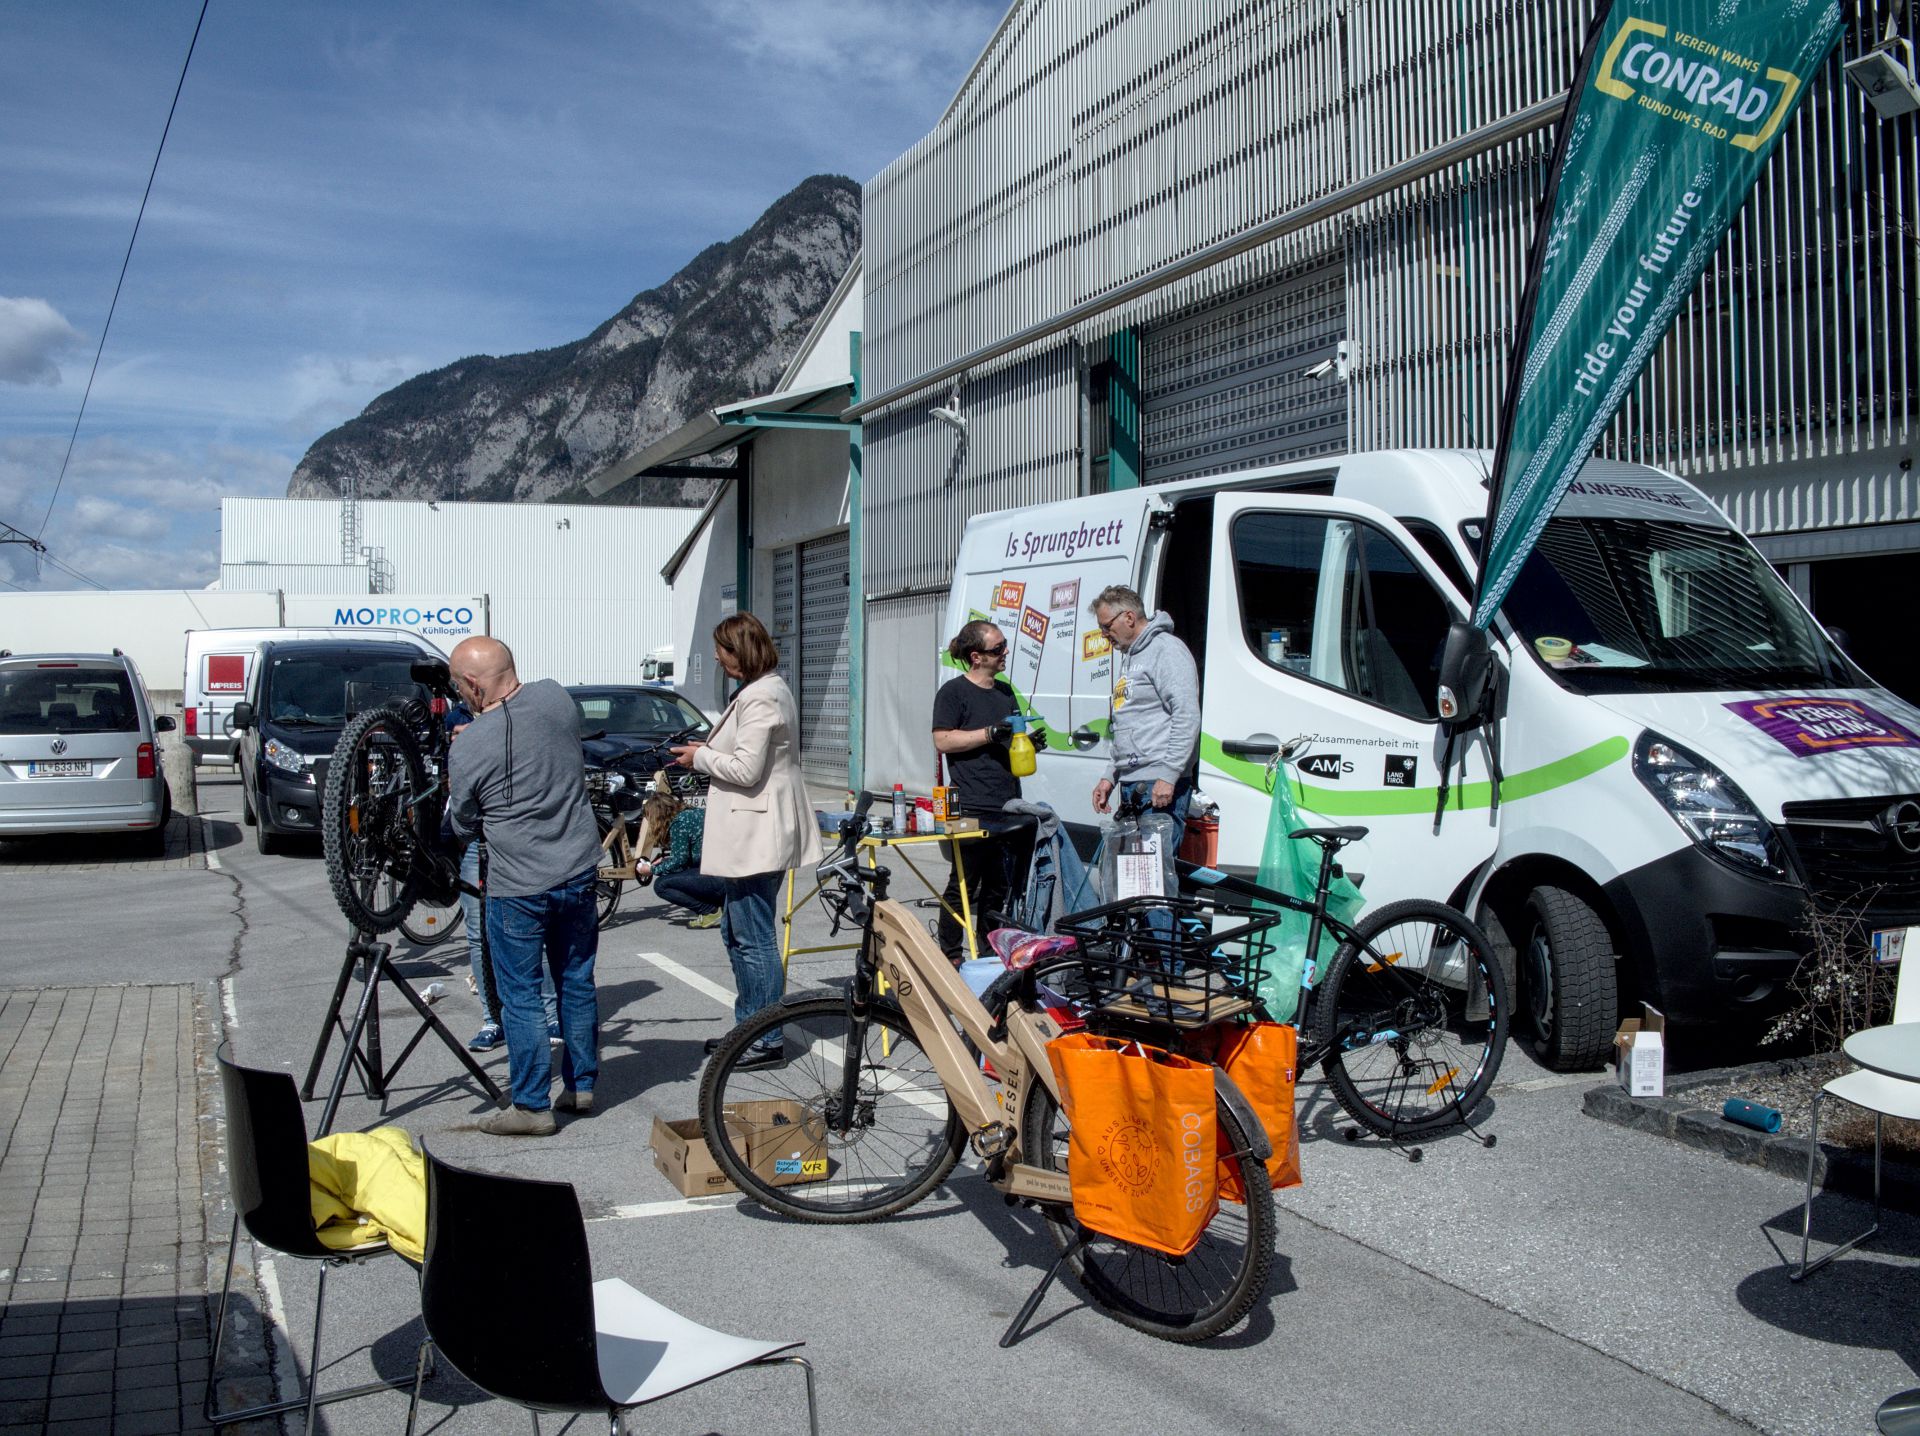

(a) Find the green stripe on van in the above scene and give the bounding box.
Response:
[1198,733,1629,815]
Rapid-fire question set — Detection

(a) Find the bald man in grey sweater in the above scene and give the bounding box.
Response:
[447,637,603,1136]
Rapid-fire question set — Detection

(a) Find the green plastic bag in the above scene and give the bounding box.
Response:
[1252,768,1364,1024]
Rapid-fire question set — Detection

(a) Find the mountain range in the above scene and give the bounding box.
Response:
[285,173,861,506]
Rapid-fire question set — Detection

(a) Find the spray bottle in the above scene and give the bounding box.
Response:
[1007,713,1037,778]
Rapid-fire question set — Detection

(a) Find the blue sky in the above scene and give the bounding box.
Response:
[0,0,1004,590]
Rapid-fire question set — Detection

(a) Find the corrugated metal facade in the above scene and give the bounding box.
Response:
[220,498,697,685]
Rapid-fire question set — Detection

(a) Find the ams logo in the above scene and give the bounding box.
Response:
[1296,753,1352,781]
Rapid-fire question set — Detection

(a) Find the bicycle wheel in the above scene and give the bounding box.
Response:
[592,811,624,928]
[399,898,463,947]
[1312,899,1508,1137]
[698,993,963,1222]
[322,706,428,934]
[1018,1077,1276,1343]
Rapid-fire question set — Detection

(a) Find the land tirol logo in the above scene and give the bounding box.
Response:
[1594,15,1802,152]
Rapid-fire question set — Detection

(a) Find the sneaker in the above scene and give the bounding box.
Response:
[464,970,478,995]
[478,1105,556,1137]
[688,911,722,929]
[468,1022,504,1052]
[555,1089,594,1114]
[733,1043,787,1072]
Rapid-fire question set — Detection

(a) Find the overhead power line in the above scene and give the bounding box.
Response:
[36,0,209,540]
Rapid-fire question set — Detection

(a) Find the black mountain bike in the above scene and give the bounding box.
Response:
[1176,828,1508,1140]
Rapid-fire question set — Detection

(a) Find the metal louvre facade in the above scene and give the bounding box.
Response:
[859,0,1920,779]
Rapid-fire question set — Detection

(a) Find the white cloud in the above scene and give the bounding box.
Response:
[284,353,421,435]
[70,496,170,542]
[700,0,994,90]
[0,297,83,386]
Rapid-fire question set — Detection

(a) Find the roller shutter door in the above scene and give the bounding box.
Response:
[770,546,798,694]
[798,531,851,785]
[1141,261,1347,484]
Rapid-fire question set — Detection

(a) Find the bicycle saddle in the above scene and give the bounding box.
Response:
[1287,825,1368,846]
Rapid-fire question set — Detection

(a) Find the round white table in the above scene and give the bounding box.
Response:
[1841,1023,1920,1436]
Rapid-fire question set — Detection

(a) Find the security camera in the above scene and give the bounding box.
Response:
[1302,340,1352,382]
[1302,358,1338,380]
[1846,26,1920,119]
[930,384,967,435]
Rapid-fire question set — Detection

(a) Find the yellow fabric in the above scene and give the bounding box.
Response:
[307,1127,426,1263]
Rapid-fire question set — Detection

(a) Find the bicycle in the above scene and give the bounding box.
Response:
[697,795,1280,1345]
[1174,828,1508,1144]
[586,728,708,927]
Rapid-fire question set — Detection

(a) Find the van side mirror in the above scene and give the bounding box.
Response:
[1825,624,1856,657]
[1435,621,1493,732]
[231,702,255,732]
[153,715,176,734]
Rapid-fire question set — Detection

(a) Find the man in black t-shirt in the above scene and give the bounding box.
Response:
[931,620,1041,961]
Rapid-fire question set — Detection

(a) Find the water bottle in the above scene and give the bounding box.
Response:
[1266,630,1287,665]
[891,782,907,834]
[1007,714,1037,778]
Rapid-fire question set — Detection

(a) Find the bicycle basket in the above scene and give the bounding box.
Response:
[1054,893,1280,1031]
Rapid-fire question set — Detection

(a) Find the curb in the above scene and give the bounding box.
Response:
[1582,1056,1920,1214]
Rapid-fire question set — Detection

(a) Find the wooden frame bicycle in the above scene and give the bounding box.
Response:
[696,813,1280,1345]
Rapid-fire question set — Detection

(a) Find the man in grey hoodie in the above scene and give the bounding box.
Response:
[1090,585,1199,896]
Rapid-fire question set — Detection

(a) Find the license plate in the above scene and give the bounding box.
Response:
[28,760,90,778]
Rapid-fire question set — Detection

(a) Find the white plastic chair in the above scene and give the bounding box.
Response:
[1795,943,1920,1280]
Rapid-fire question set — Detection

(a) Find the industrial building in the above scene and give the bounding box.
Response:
[219,497,697,686]
[841,0,1918,792]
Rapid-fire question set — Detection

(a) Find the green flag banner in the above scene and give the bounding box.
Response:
[1474,0,1845,629]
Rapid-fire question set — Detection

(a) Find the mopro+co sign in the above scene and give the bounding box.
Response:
[282,594,486,645]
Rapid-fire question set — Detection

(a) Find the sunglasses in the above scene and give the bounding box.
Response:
[977,641,1009,656]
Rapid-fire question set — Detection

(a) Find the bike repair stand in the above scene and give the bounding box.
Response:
[301,927,506,1137]
[999,1226,1096,1348]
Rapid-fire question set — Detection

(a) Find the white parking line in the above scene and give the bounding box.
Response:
[632,949,733,1007]
[200,815,222,870]
[220,976,240,1031]
[590,1194,740,1221]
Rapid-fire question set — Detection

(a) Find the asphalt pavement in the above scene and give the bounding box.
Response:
[2,765,1915,1434]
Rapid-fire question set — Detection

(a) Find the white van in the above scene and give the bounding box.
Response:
[183,626,444,766]
[945,449,1920,1067]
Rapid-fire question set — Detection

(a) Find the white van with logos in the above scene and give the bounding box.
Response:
[183,627,444,766]
[944,449,1920,1067]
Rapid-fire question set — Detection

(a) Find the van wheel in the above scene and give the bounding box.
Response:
[1521,885,1617,1071]
[254,821,280,857]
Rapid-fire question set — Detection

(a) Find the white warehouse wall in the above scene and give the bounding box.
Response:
[221,498,698,685]
[668,486,737,716]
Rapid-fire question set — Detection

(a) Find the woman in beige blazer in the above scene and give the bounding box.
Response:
[671,613,822,1068]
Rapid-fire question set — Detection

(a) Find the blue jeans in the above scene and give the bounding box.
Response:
[486,866,600,1110]
[463,843,556,1028]
[721,872,785,1049]
[655,869,726,915]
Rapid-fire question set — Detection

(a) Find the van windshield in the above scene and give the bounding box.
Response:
[0,664,139,733]
[1500,517,1856,694]
[267,656,425,725]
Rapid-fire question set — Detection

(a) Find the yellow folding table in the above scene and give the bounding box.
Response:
[781,826,992,967]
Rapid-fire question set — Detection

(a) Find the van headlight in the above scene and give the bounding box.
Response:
[264,738,306,774]
[1632,731,1788,879]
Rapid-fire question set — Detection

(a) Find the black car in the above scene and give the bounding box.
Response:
[568,685,710,777]
[231,639,435,855]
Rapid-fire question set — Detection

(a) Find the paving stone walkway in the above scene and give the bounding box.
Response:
[0,813,210,875]
[0,985,270,1434]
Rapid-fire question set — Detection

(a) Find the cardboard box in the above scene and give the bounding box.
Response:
[723,1099,829,1186]
[1614,1003,1666,1098]
[650,1114,744,1197]
[650,1101,829,1197]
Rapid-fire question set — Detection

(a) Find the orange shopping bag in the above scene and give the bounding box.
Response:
[1199,1021,1302,1200]
[1045,1032,1218,1257]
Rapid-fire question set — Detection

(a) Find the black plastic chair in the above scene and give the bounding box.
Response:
[408,1143,819,1436]
[206,1044,424,1431]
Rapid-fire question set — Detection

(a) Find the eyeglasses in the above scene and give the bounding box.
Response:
[977,642,1009,657]
[1096,612,1133,635]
